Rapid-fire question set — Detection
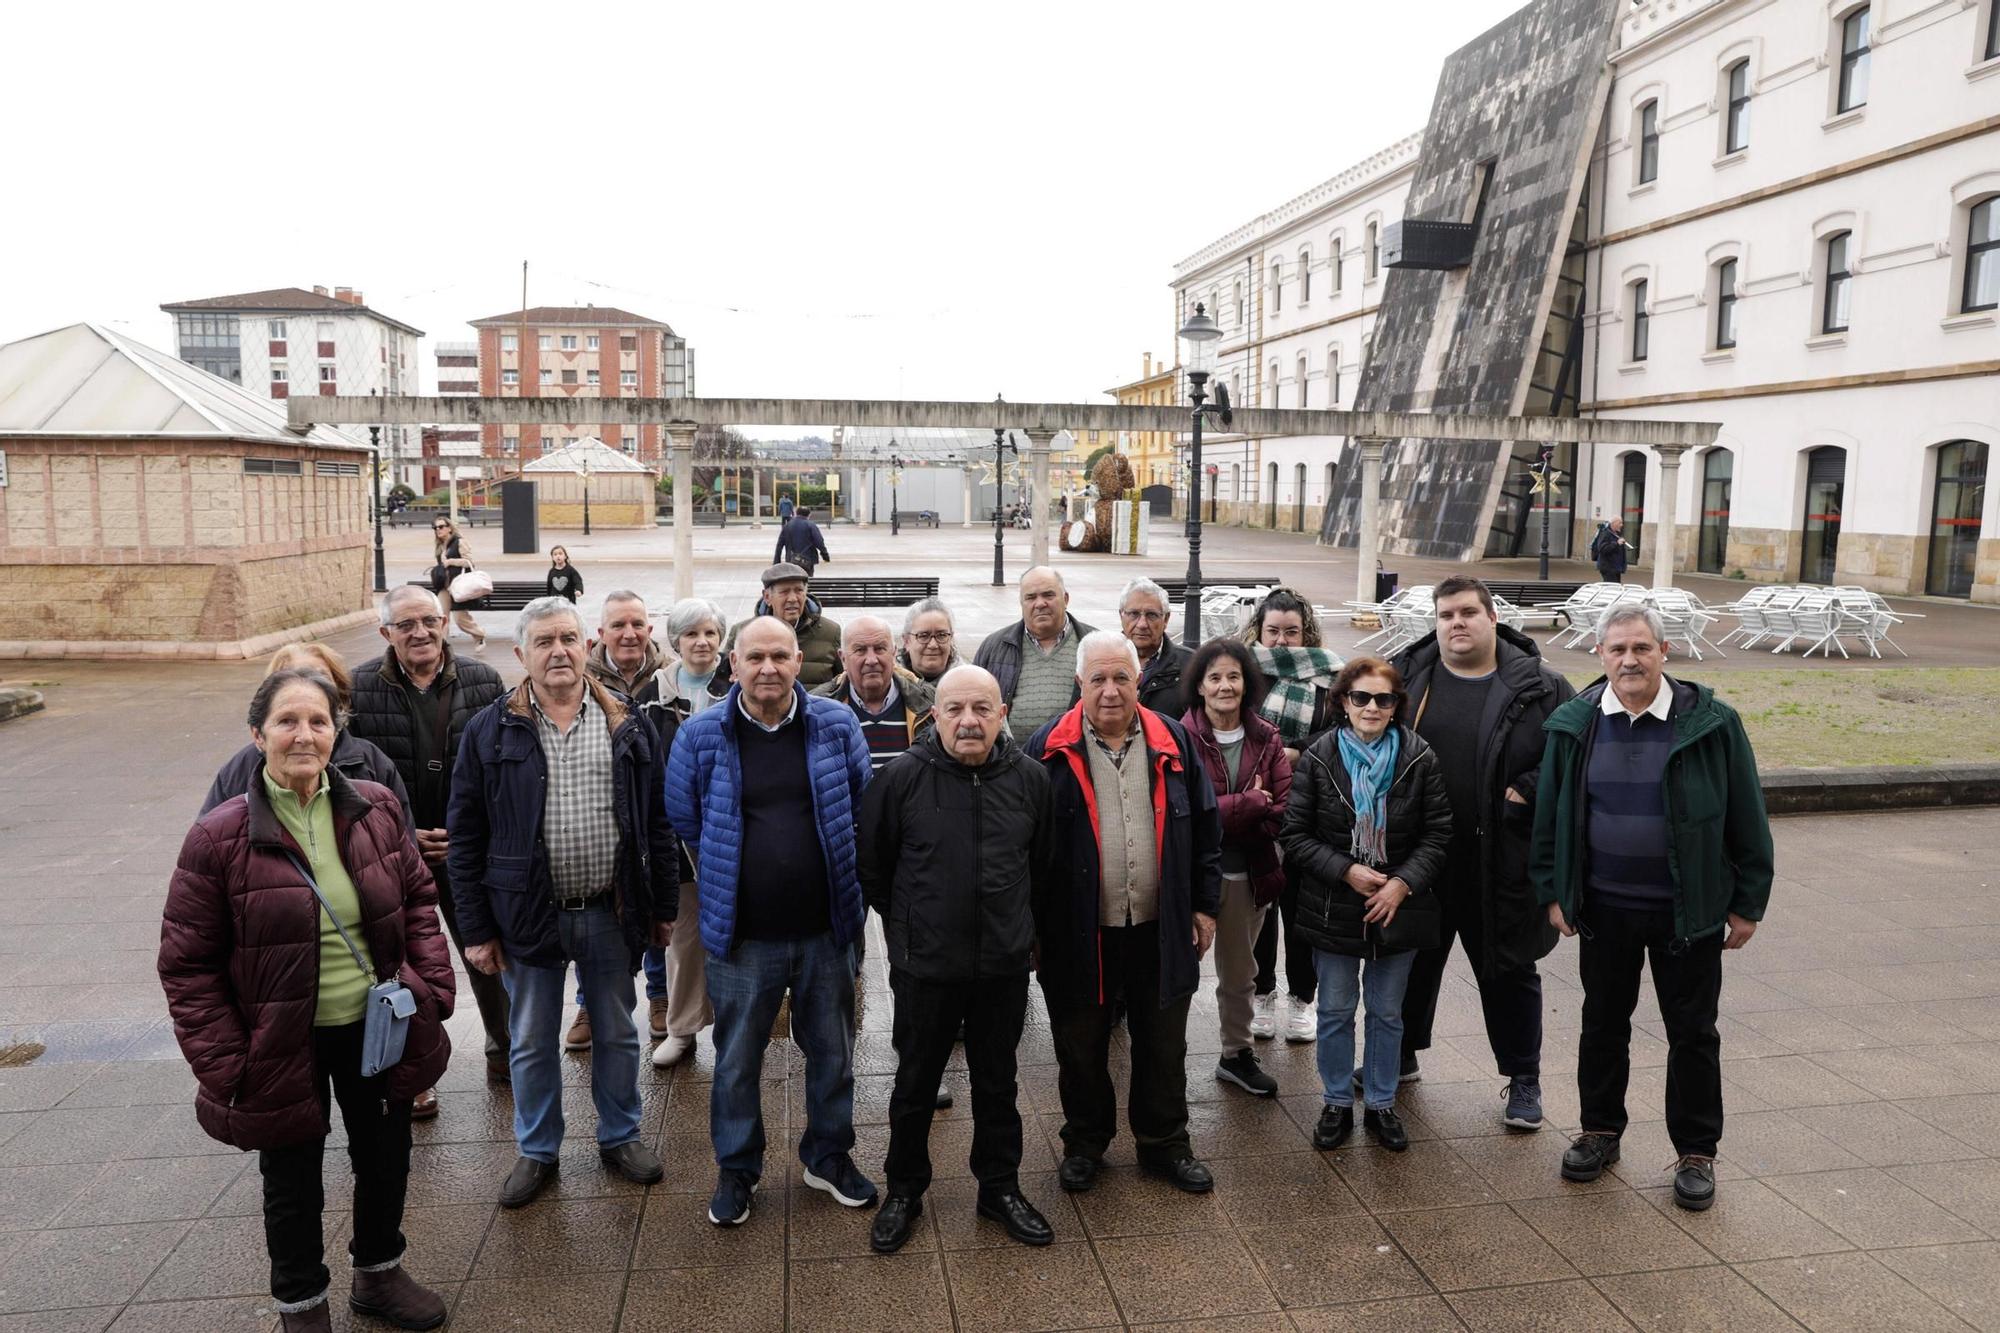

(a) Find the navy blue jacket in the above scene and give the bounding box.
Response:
[445,677,677,969]
[1024,703,1223,1011]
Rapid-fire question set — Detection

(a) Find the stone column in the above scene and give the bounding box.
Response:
[668,426,696,601]
[751,467,763,529]
[1651,443,1688,590]
[961,469,974,528]
[1354,437,1389,605]
[1026,428,1056,570]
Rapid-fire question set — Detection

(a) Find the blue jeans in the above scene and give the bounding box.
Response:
[1314,947,1417,1112]
[500,904,643,1163]
[706,931,856,1183]
[576,947,666,1007]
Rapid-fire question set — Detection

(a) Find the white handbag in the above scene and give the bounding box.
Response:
[448,570,494,603]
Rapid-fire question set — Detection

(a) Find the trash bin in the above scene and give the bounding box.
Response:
[1375,570,1399,601]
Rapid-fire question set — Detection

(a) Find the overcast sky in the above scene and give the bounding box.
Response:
[4,0,1522,434]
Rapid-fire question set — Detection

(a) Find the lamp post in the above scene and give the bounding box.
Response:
[581,450,593,536]
[991,424,1017,587]
[1177,302,1225,648]
[368,426,387,594]
[890,444,902,536]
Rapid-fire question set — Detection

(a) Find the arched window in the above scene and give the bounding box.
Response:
[1715,259,1738,349]
[1964,197,1998,313]
[1299,247,1312,303]
[1330,234,1344,293]
[1327,346,1342,404]
[1293,462,1308,531]
[1698,448,1733,574]
[1365,222,1380,281]
[1822,231,1852,333]
[1231,462,1242,503]
[1266,461,1279,528]
[1928,440,1988,597]
[1268,360,1280,405]
[1270,260,1283,313]
[1724,60,1751,154]
[1630,279,1651,361]
[1296,354,1309,408]
[1637,100,1660,183]
[1231,371,1241,406]
[1233,280,1243,327]
[1802,446,1847,583]
[1621,452,1647,559]
[1324,461,1337,508]
[1837,6,1871,113]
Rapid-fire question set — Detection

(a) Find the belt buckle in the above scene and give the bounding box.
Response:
[558,893,594,912]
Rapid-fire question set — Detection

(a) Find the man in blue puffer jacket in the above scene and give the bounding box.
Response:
[664,615,878,1229]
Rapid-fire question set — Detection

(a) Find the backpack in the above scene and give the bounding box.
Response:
[1589,527,1610,561]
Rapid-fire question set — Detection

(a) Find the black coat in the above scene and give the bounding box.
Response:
[858,729,1053,982]
[1280,724,1451,958]
[775,516,831,572]
[1137,641,1193,718]
[1391,624,1575,971]
[347,649,506,803]
[1025,705,1222,1011]
[201,731,412,828]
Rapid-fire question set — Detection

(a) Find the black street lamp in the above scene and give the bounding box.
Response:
[1177,303,1228,648]
[991,423,1017,587]
[368,425,387,594]
[890,444,902,537]
[1528,446,1564,580]
[581,451,593,537]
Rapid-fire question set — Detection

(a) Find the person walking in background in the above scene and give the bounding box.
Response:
[447,597,677,1209]
[775,505,832,575]
[429,516,485,648]
[778,492,795,524]
[1281,657,1449,1154]
[545,545,583,603]
[1533,602,1774,1211]
[162,669,455,1332]
[859,665,1055,1253]
[1591,516,1630,584]
[349,586,508,1116]
[1120,577,1193,717]
[974,566,1096,739]
[1391,576,1574,1129]
[664,616,878,1228]
[1026,631,1222,1197]
[1180,639,1291,1100]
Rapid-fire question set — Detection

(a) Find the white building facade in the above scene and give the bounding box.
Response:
[1169,135,1421,537]
[1583,0,2000,599]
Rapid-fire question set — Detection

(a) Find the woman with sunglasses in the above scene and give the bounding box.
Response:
[429,517,485,649]
[1280,656,1448,1153]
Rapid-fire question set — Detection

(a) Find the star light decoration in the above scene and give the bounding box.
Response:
[1529,458,1566,500]
[975,459,1029,487]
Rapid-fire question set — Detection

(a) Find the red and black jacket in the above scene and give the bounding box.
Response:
[1023,703,1222,1012]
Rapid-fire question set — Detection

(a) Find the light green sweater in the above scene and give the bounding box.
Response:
[264,768,374,1026]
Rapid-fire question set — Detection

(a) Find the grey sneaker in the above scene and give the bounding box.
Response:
[1503,1076,1544,1131]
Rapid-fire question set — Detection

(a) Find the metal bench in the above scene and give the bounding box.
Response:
[807,576,941,607]
[1480,580,1585,607]
[387,507,502,527]
[406,579,546,612]
[893,510,941,529]
[1155,576,1283,602]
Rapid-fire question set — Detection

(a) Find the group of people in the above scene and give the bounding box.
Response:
[160,560,1774,1331]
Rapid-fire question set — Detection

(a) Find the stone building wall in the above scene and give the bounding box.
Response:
[526,471,656,528]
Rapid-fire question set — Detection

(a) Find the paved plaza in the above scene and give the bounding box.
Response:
[2,520,1999,1331]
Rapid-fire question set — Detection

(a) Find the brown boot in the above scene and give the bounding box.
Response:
[648,994,670,1040]
[350,1262,447,1330]
[277,1296,331,1332]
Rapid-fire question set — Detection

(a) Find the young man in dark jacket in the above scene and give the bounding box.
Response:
[1390,577,1575,1129]
[447,598,678,1210]
[1025,632,1223,1197]
[859,665,1056,1253]
[1532,602,1773,1212]
[349,585,509,1111]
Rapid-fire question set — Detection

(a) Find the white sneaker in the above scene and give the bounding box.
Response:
[1249,993,1277,1041]
[651,1033,694,1068]
[1284,1003,1317,1044]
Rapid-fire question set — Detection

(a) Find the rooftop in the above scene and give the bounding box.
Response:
[158,286,424,337]
[469,305,679,335]
[521,435,654,474]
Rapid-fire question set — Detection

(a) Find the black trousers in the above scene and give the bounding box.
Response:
[259,1022,415,1306]
[1400,877,1543,1078]
[1253,897,1317,1002]
[884,969,1029,1198]
[431,858,511,1061]
[1578,905,1725,1157]
[1047,922,1192,1164]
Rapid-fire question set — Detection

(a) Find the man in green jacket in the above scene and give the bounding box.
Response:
[1530,602,1773,1213]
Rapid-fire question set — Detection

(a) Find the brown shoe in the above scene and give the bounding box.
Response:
[350,1262,447,1330]
[564,1007,592,1052]
[487,1057,512,1087]
[278,1298,332,1333]
[648,995,670,1040]
[409,1088,440,1121]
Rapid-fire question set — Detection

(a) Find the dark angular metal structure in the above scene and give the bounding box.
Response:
[1322,0,1622,560]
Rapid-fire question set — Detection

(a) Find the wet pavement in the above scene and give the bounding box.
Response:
[2,521,1998,1330]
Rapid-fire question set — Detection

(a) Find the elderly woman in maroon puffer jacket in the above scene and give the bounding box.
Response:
[160,668,455,1333]
[1181,638,1293,1100]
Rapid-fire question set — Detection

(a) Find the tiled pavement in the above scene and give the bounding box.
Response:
[3,523,1999,1330]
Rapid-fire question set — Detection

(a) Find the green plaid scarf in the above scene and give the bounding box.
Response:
[1251,645,1344,745]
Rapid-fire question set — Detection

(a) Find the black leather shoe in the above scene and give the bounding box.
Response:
[935,1087,954,1110]
[1561,1132,1622,1182]
[1314,1105,1354,1150]
[1058,1153,1101,1193]
[1673,1155,1716,1211]
[1365,1108,1409,1152]
[1140,1155,1215,1193]
[977,1189,1055,1246]
[499,1156,557,1208]
[600,1140,665,1185]
[870,1195,924,1253]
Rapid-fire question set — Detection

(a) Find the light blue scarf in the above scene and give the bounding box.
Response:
[1336,726,1400,866]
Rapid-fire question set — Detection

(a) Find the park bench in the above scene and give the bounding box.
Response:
[387,506,502,527]
[808,576,941,607]
[892,510,940,528]
[1480,580,1585,606]
[1155,576,1283,602]
[406,579,545,612]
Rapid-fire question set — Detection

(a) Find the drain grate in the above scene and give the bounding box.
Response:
[0,1042,47,1068]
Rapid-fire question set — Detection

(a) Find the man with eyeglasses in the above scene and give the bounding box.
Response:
[350,586,510,1109]
[1117,577,1192,717]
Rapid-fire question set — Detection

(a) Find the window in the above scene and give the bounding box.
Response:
[242,458,303,476]
[1232,281,1243,327]
[1630,280,1650,360]
[560,369,578,385]
[501,369,519,386]
[587,368,601,386]
[538,334,552,351]
[1964,198,1999,312]
[1724,60,1750,154]
[1270,260,1283,312]
[1296,354,1309,408]
[1838,7,1870,113]
[1298,248,1312,303]
[268,319,286,338]
[1330,236,1343,293]
[586,335,600,351]
[1268,361,1280,404]
[560,334,577,350]
[1698,448,1733,574]
[1637,100,1659,183]
[1802,446,1847,582]
[1365,222,1380,280]
[1715,259,1739,348]
[619,335,637,352]
[318,365,337,382]
[1989,0,2000,60]
[620,369,638,387]
[500,333,518,352]
[1928,440,1988,596]
[539,368,553,385]
[1823,231,1852,332]
[1328,347,1342,404]
[1621,453,1647,559]
[270,368,287,383]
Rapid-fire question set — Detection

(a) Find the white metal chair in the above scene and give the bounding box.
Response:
[1715,585,1778,649]
[1649,589,1727,661]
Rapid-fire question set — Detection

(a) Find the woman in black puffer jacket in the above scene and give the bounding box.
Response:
[1280,656,1450,1155]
